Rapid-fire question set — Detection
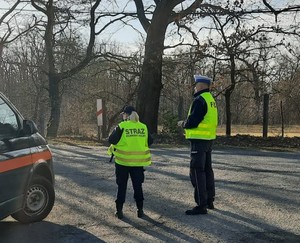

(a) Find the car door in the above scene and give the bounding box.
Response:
[0,96,33,219]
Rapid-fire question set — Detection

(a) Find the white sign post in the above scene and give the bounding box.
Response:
[97,99,103,141]
[97,99,103,126]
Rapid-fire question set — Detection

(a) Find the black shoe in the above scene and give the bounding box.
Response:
[207,202,214,210]
[185,206,207,215]
[137,209,144,218]
[115,211,124,219]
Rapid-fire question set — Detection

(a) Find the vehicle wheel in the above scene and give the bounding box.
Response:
[12,176,55,223]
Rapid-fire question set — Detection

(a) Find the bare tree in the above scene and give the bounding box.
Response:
[30,0,134,137]
[0,0,20,58]
[191,0,300,136]
[133,0,204,134]
[271,47,300,125]
[59,49,143,137]
[132,0,300,135]
[0,0,38,87]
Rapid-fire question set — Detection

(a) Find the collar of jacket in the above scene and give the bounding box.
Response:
[193,88,210,98]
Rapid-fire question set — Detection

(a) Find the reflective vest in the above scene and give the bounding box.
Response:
[108,121,151,167]
[185,92,218,140]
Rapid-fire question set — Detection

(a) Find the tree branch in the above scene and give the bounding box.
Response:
[169,0,203,23]
[0,0,21,24]
[133,0,151,32]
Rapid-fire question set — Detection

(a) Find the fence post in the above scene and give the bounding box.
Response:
[280,100,284,137]
[262,94,269,138]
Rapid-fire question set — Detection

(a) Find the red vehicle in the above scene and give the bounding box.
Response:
[0,92,55,223]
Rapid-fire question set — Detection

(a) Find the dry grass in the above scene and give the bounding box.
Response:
[50,124,300,151]
[64,123,300,138]
[217,125,300,137]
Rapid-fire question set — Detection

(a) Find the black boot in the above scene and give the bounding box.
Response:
[115,202,124,219]
[207,202,215,210]
[136,201,144,218]
[207,198,215,209]
[185,206,207,215]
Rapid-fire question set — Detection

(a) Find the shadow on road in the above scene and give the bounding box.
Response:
[122,214,199,242]
[0,221,104,243]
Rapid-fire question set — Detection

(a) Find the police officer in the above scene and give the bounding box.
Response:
[178,75,218,215]
[108,105,153,219]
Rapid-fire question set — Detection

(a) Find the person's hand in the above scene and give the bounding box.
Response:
[177,120,184,127]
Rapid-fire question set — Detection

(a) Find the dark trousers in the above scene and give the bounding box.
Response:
[115,163,145,205]
[189,140,215,208]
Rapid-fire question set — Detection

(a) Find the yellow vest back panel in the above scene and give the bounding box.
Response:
[112,121,151,167]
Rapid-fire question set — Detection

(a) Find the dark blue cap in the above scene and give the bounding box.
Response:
[122,105,135,115]
[194,75,212,85]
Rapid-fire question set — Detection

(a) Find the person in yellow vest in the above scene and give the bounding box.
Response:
[178,75,218,215]
[108,105,153,219]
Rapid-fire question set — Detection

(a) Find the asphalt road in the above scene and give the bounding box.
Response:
[1,144,300,242]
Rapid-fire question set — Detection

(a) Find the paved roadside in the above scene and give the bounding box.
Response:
[1,144,300,242]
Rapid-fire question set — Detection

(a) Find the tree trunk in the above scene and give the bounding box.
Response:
[251,68,260,123]
[46,75,61,137]
[136,53,163,134]
[225,91,232,136]
[136,7,169,134]
[0,44,3,89]
[178,96,184,120]
[225,54,236,137]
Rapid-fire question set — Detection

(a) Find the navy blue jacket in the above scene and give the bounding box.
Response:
[182,89,209,129]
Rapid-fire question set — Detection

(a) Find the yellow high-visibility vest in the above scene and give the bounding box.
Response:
[185,92,218,140]
[108,121,151,167]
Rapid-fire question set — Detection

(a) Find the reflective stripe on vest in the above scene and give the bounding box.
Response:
[185,92,218,140]
[111,121,152,167]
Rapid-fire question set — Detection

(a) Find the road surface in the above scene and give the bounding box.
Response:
[1,144,300,242]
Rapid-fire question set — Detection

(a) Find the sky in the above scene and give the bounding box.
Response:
[0,0,144,51]
[0,0,299,52]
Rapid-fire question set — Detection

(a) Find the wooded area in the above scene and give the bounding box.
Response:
[1,0,300,138]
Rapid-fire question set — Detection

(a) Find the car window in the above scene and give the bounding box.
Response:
[0,97,19,140]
